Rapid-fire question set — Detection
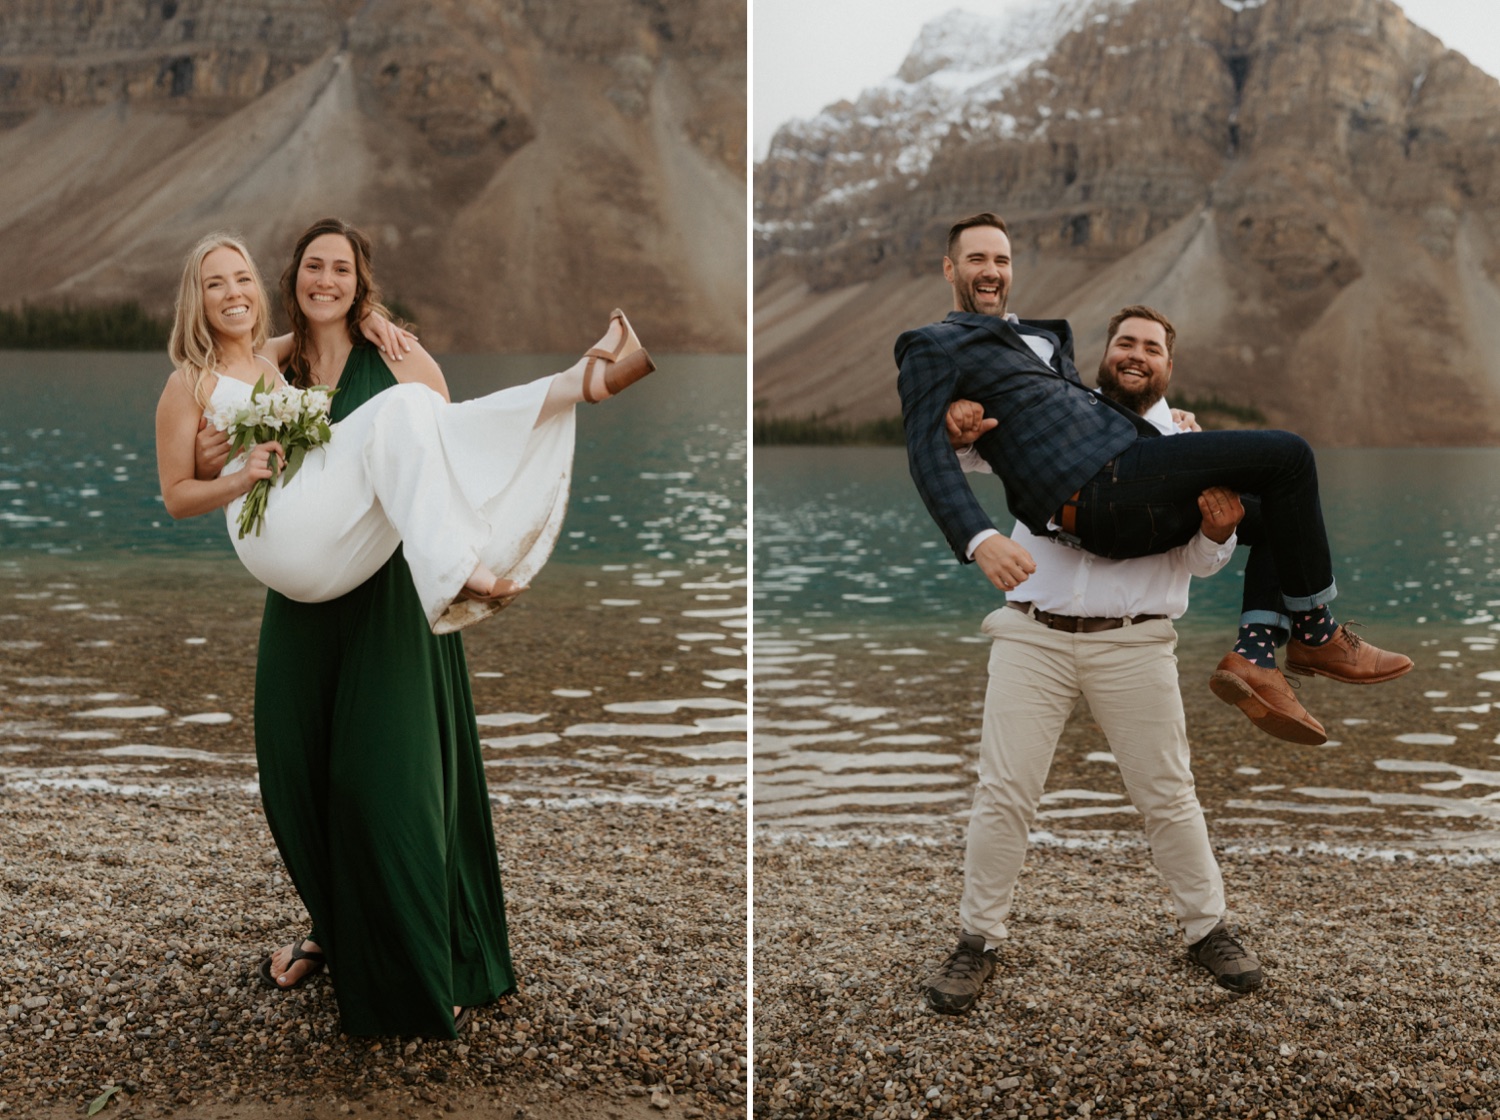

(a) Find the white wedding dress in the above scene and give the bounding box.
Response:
[212,371,576,634]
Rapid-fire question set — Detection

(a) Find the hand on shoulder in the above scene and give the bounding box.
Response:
[382,339,449,402]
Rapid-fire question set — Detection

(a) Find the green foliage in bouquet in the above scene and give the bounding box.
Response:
[215,377,336,539]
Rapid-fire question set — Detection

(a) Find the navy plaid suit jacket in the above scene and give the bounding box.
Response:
[896,311,1156,562]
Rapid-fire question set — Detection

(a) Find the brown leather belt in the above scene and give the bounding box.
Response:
[1055,490,1082,536]
[1007,600,1167,634]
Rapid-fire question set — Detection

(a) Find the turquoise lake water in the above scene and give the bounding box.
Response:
[0,351,746,570]
[0,351,747,808]
[754,444,1500,638]
[753,444,1500,837]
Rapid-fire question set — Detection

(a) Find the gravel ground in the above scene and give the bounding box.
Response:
[754,830,1500,1120]
[1,790,746,1120]
[753,626,1500,1119]
[0,558,747,1118]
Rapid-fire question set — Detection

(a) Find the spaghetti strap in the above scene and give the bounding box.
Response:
[255,352,289,388]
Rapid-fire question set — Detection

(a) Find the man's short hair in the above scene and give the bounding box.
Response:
[946,212,1009,259]
[1107,304,1177,358]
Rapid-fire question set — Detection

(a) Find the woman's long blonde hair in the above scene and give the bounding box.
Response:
[168,231,271,408]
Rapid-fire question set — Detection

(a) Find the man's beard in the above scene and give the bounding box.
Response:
[1096,357,1164,415]
[957,277,1007,318]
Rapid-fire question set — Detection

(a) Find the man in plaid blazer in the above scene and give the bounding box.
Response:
[921,307,1265,1015]
[895,212,1411,738]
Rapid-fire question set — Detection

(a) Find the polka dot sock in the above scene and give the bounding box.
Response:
[1290,605,1339,647]
[1232,624,1280,669]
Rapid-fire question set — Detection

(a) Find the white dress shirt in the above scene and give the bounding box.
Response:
[958,397,1236,619]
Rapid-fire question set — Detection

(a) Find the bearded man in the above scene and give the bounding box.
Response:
[896,212,1411,749]
[922,304,1260,1013]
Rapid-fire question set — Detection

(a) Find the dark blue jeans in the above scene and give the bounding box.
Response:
[1233,496,1292,635]
[1074,429,1337,610]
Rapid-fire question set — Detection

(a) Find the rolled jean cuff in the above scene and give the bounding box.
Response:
[1281,580,1337,613]
[1240,610,1291,636]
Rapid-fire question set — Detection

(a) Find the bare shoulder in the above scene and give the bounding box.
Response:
[156,369,207,456]
[262,333,293,366]
[158,367,205,413]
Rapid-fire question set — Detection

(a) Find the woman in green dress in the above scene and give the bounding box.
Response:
[182,218,642,1037]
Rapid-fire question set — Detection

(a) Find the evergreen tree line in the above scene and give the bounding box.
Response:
[753,411,906,445]
[0,301,171,350]
[753,396,1266,445]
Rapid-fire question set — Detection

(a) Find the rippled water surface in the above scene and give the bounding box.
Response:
[755,445,1500,632]
[0,352,746,805]
[2,352,744,563]
[754,445,1500,844]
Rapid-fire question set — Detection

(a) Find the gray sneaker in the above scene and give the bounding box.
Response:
[1188,922,1264,993]
[923,933,997,1014]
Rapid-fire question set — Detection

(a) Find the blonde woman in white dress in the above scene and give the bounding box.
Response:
[154,231,653,633]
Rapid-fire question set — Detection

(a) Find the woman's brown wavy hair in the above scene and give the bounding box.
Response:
[279,218,397,388]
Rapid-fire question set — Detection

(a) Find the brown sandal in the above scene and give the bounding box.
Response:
[258,938,325,990]
[582,308,656,403]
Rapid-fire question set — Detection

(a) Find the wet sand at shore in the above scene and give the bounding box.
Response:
[1,555,748,783]
[0,557,747,1119]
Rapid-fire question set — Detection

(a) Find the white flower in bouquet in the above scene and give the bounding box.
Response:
[210,378,336,539]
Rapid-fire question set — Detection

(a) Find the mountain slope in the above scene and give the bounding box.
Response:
[0,0,746,352]
[753,0,1500,445]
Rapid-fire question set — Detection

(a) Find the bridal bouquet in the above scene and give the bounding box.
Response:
[209,378,336,539]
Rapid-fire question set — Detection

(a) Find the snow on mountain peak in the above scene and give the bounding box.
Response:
[897,0,1117,86]
[759,0,1134,213]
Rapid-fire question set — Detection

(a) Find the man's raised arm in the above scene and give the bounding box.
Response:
[895,329,1000,563]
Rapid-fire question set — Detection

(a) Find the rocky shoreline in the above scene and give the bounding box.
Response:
[752,623,1500,1119]
[3,790,745,1120]
[0,557,747,1118]
[753,826,1500,1119]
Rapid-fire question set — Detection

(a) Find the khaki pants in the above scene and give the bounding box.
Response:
[959,606,1226,946]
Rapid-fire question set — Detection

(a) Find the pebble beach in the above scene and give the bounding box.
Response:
[5,792,744,1120]
[754,626,1500,1119]
[754,832,1500,1120]
[0,557,747,1119]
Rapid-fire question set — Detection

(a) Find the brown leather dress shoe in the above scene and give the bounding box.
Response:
[1208,653,1328,745]
[1285,624,1413,684]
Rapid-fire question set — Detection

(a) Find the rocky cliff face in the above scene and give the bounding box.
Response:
[754,0,1500,446]
[0,0,745,352]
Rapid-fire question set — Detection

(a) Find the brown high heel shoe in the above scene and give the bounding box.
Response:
[582,308,656,403]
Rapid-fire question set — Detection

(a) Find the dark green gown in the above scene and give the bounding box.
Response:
[253,345,514,1038]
